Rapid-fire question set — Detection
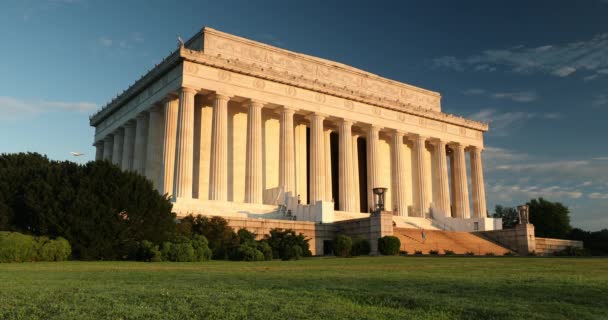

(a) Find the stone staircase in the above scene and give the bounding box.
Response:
[394,228,511,255]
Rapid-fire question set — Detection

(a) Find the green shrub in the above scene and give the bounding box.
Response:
[38,237,71,261]
[351,237,371,256]
[237,228,257,244]
[256,241,273,261]
[485,252,495,256]
[443,249,455,256]
[399,250,408,256]
[0,232,71,262]
[0,232,37,262]
[265,228,311,260]
[553,246,590,256]
[333,234,352,257]
[503,251,515,256]
[414,250,423,255]
[377,236,401,256]
[284,245,303,261]
[429,250,439,255]
[191,235,212,262]
[180,215,239,260]
[235,244,265,261]
[465,251,475,256]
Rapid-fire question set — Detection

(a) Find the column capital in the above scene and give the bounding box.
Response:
[161,93,179,104]
[114,127,125,136]
[365,124,381,134]
[391,129,406,138]
[214,91,232,101]
[245,99,265,109]
[136,112,149,120]
[448,141,466,150]
[407,133,427,143]
[279,105,298,113]
[306,112,327,121]
[181,87,198,94]
[148,104,163,113]
[123,120,135,128]
[339,119,354,127]
[427,138,448,146]
[469,145,484,153]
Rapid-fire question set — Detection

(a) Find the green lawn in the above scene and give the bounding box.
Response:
[0,257,607,320]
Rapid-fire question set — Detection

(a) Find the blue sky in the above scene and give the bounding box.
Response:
[1,0,607,230]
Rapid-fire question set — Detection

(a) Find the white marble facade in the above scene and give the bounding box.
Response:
[90,27,491,227]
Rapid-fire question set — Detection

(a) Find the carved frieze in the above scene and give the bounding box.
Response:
[203,30,441,112]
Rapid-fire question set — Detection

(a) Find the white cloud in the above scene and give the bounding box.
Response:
[488,183,583,201]
[589,193,608,199]
[552,66,577,77]
[464,88,485,95]
[592,94,608,108]
[0,96,96,120]
[464,88,539,103]
[433,33,608,79]
[433,56,464,71]
[468,109,560,136]
[98,36,113,47]
[492,91,538,102]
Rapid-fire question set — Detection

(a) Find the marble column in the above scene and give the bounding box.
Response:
[111,128,124,167]
[145,105,163,190]
[451,143,470,218]
[432,140,451,217]
[391,131,407,216]
[122,122,136,171]
[133,113,149,175]
[324,128,333,202]
[160,97,178,197]
[352,134,361,212]
[94,142,104,161]
[279,106,296,195]
[412,134,428,217]
[209,92,230,201]
[366,125,380,211]
[173,87,196,199]
[309,113,326,203]
[102,135,113,161]
[245,100,263,204]
[470,146,487,218]
[338,120,356,212]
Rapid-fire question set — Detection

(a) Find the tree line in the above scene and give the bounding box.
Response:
[492,198,607,255]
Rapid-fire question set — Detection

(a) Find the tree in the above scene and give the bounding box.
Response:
[527,198,571,239]
[492,205,519,228]
[0,153,176,260]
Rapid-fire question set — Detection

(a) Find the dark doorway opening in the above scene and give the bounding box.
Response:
[330,132,339,210]
[306,127,310,204]
[357,137,368,213]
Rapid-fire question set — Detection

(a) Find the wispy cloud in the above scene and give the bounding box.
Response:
[488,183,583,201]
[0,96,96,120]
[468,109,560,136]
[589,192,608,199]
[464,88,539,103]
[592,94,608,108]
[96,32,144,50]
[433,33,608,80]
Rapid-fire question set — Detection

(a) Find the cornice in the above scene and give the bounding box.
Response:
[89,48,182,126]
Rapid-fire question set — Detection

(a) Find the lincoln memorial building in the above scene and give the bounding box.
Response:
[90,27,500,235]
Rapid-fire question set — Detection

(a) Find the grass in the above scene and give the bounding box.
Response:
[0,257,607,320]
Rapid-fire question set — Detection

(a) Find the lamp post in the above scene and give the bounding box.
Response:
[372,187,388,213]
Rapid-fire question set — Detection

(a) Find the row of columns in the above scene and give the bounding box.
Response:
[95,87,486,219]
